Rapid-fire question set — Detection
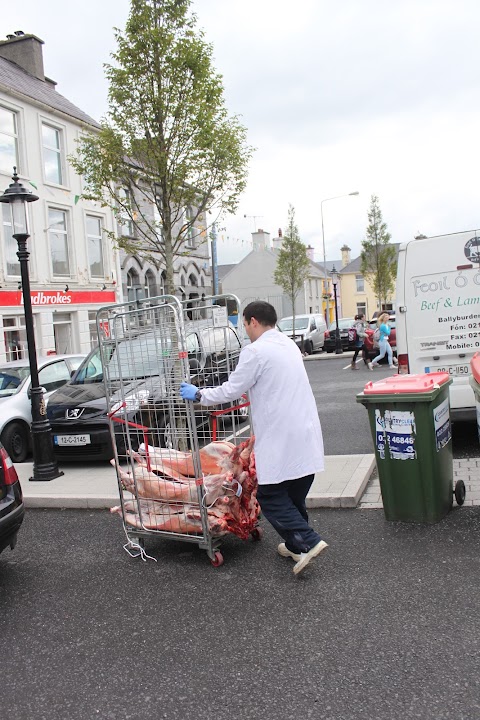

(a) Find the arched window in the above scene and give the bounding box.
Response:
[189,273,198,287]
[160,270,166,295]
[144,270,156,298]
[127,268,140,301]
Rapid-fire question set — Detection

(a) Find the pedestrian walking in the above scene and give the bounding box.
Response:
[350,313,368,369]
[179,300,328,575]
[368,312,398,370]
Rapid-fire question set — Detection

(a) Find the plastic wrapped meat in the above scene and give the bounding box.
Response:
[111,437,259,539]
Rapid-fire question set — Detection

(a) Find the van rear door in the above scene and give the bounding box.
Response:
[399,230,480,418]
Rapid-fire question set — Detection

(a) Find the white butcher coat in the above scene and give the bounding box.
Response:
[199,328,324,485]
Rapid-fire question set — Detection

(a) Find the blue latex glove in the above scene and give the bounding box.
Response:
[180,382,198,401]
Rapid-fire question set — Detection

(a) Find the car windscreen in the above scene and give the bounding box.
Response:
[0,366,30,396]
[329,319,354,331]
[278,318,309,331]
[72,335,173,384]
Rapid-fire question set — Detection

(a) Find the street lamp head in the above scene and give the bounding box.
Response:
[0,167,39,236]
[349,191,359,196]
[330,264,339,285]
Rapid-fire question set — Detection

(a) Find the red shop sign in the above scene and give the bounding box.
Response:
[0,290,117,307]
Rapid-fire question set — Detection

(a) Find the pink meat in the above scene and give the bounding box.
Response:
[111,436,259,540]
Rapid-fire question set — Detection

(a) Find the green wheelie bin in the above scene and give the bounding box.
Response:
[357,372,465,523]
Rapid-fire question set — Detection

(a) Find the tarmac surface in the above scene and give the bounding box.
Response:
[3,506,480,720]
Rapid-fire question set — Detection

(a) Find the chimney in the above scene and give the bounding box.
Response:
[0,32,46,81]
[252,229,271,251]
[340,244,351,267]
[306,244,315,262]
[272,229,283,250]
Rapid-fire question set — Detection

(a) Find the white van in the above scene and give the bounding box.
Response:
[396,229,480,420]
[277,314,327,354]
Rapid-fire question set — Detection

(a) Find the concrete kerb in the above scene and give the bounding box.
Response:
[16,452,377,511]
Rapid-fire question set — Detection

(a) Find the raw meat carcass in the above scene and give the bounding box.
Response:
[111,437,259,539]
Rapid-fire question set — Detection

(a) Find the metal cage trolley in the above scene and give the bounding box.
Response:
[97,293,260,566]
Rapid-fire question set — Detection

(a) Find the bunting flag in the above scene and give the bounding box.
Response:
[74,195,80,205]
[29,180,38,190]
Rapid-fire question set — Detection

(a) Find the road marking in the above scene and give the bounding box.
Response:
[343,358,362,370]
[225,424,251,442]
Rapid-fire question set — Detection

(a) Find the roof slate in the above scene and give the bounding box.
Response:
[0,56,99,128]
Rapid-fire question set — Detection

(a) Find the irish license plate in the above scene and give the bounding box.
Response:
[427,365,469,376]
[54,434,91,446]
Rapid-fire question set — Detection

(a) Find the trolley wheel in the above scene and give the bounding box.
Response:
[210,551,224,567]
[454,479,466,506]
[250,527,263,541]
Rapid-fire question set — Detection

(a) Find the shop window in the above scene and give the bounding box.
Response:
[3,316,27,361]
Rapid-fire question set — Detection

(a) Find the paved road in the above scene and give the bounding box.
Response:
[3,508,480,720]
[305,355,480,459]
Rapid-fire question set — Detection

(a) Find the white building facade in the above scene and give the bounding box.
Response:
[0,32,120,362]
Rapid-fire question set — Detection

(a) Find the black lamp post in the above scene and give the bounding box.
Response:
[0,169,63,481]
[330,264,343,355]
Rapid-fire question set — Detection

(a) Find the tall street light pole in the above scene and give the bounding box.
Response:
[320,191,359,325]
[0,169,63,481]
[330,265,343,354]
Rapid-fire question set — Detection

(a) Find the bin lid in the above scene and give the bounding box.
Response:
[363,372,450,395]
[471,352,480,384]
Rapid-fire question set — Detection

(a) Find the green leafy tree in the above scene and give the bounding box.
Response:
[274,205,310,338]
[70,0,253,294]
[360,195,397,312]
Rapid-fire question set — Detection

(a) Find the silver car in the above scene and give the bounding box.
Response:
[0,354,85,462]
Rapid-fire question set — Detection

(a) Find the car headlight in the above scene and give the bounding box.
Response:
[110,389,150,416]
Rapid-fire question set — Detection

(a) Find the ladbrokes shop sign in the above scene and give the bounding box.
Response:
[0,290,117,306]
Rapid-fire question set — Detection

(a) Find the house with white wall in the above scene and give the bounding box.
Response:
[0,31,120,361]
[221,229,325,320]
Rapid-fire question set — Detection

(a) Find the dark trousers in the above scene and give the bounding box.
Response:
[352,343,367,363]
[256,474,322,554]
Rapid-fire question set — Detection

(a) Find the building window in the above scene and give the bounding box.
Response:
[0,106,19,174]
[308,279,312,296]
[3,316,27,361]
[2,203,24,277]
[315,280,319,298]
[356,303,367,317]
[144,270,157,298]
[53,312,73,353]
[49,208,71,277]
[88,311,98,348]
[42,123,64,185]
[86,215,104,278]
[118,188,134,237]
[153,196,164,242]
[185,205,196,248]
[355,274,365,292]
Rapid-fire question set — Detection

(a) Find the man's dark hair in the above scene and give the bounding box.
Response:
[243,301,277,326]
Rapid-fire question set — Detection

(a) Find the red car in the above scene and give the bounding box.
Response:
[363,317,396,361]
[0,442,24,555]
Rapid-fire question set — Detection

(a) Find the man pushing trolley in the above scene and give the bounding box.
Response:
[180,300,328,575]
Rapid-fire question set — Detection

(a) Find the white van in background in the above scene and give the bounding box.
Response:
[277,314,327,354]
[396,229,480,421]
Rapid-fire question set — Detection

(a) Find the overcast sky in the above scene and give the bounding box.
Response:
[2,0,480,265]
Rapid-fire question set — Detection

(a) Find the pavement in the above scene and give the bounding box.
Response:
[16,454,480,510]
[15,452,378,509]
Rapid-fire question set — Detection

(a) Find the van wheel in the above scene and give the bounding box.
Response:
[305,340,314,355]
[2,422,29,462]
